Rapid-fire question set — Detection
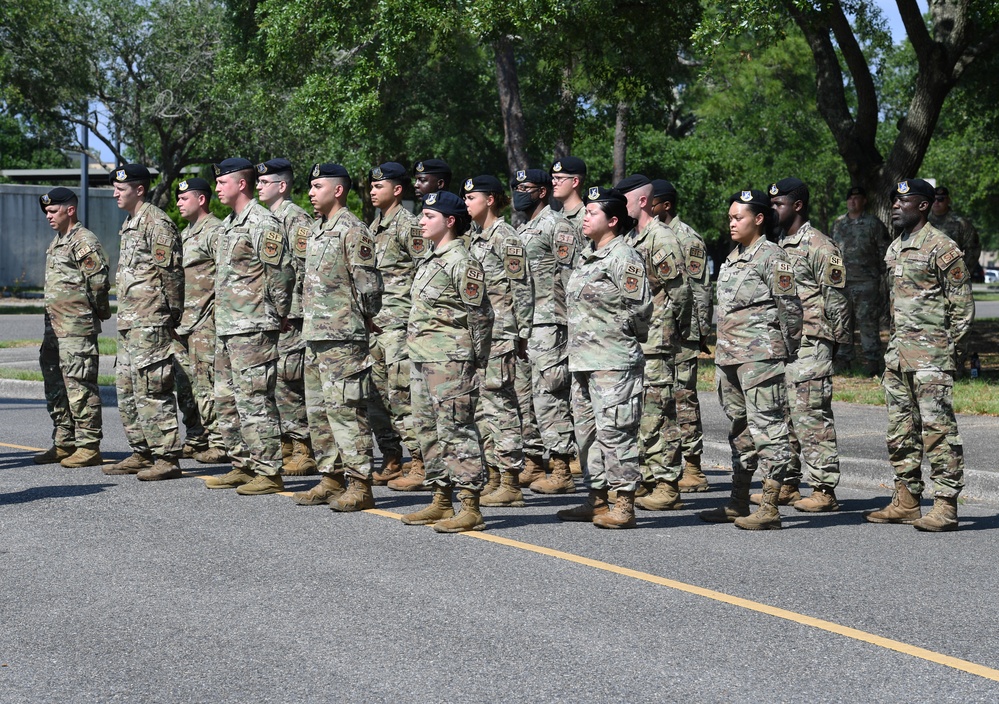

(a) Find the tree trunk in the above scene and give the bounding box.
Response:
[612,101,629,184]
[493,36,529,180]
[553,63,576,159]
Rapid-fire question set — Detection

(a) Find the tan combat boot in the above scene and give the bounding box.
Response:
[204,466,256,489]
[636,478,685,511]
[735,478,782,530]
[60,447,103,468]
[282,438,318,476]
[35,445,74,465]
[557,488,610,522]
[388,457,429,491]
[193,447,229,464]
[371,454,403,485]
[864,481,921,524]
[793,486,840,513]
[401,485,454,525]
[292,473,346,505]
[480,471,526,507]
[236,473,284,495]
[750,481,800,506]
[911,497,958,532]
[529,453,576,494]
[480,467,501,498]
[699,473,752,523]
[593,490,637,529]
[678,458,710,493]
[518,454,546,487]
[434,489,486,533]
[281,437,293,462]
[103,452,154,475]
[330,476,376,512]
[137,458,183,481]
[568,455,583,476]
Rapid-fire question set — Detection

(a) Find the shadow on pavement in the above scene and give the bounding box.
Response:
[0,483,115,504]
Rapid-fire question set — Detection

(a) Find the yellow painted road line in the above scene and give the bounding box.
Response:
[0,441,47,452]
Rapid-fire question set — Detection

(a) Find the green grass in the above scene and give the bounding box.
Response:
[0,338,117,355]
[0,368,115,386]
[0,306,47,315]
[972,292,999,301]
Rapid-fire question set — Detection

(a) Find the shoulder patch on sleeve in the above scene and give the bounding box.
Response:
[937,248,961,270]
[81,253,100,273]
[355,231,375,265]
[825,254,846,288]
[461,263,485,306]
[773,259,796,295]
[555,230,575,265]
[686,244,706,278]
[73,242,94,260]
[260,230,284,265]
[504,244,526,280]
[409,225,429,258]
[622,262,645,300]
[152,234,173,267]
[294,226,310,257]
[947,259,969,286]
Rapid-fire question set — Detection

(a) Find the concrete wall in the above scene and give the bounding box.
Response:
[0,184,126,288]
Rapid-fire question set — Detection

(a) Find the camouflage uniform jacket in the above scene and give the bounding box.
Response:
[561,202,588,274]
[272,199,314,321]
[929,210,981,273]
[45,222,111,337]
[517,205,576,326]
[884,223,974,373]
[407,238,493,366]
[469,218,534,355]
[626,218,691,356]
[215,199,294,336]
[567,235,652,372]
[116,202,183,331]
[370,203,426,334]
[176,213,223,336]
[302,206,382,342]
[668,217,712,348]
[830,212,890,282]
[779,221,850,344]
[715,237,802,371]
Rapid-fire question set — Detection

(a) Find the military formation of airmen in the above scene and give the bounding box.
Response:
[33,156,975,532]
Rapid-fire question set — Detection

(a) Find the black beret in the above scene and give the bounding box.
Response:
[934,186,950,197]
[846,186,867,199]
[462,175,505,194]
[39,187,76,211]
[551,156,587,175]
[370,162,408,182]
[892,178,935,201]
[511,168,551,188]
[651,179,677,201]
[615,174,652,194]
[213,158,255,177]
[729,189,771,209]
[255,158,293,176]
[113,164,151,183]
[585,186,628,207]
[422,190,468,218]
[177,178,213,196]
[413,159,451,178]
[768,177,807,198]
[310,163,350,180]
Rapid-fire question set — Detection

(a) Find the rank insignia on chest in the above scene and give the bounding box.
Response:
[295,227,309,256]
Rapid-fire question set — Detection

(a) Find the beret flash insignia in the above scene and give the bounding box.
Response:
[588,186,600,200]
[516,170,526,182]
[256,163,267,174]
[897,181,910,194]
[115,169,127,182]
[464,179,474,192]
[372,166,383,180]
[741,191,753,202]
[178,181,190,192]
[41,194,51,205]
[768,184,779,196]
[312,164,321,178]
[415,162,425,173]
[424,193,438,206]
[553,162,563,172]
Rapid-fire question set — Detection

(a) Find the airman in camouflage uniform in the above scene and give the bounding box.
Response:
[513,168,579,494]
[769,178,851,513]
[400,191,494,533]
[34,187,111,468]
[700,189,802,531]
[831,186,891,376]
[256,158,317,476]
[865,178,974,532]
[289,163,384,512]
[205,158,296,496]
[615,175,691,513]
[557,187,652,529]
[463,175,534,507]
[652,179,713,492]
[104,164,185,481]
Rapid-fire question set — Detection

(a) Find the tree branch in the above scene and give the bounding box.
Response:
[897,0,932,60]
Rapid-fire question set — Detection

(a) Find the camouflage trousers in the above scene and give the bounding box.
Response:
[174,325,223,450]
[785,338,840,489]
[638,354,682,483]
[411,360,486,490]
[475,348,524,476]
[276,319,309,442]
[571,368,643,491]
[883,367,964,498]
[675,343,704,463]
[515,355,545,457]
[116,326,180,460]
[527,324,575,456]
[716,362,793,483]
[304,340,374,479]
[173,340,204,446]
[40,330,102,449]
[215,330,282,477]
[835,279,883,370]
[367,329,420,460]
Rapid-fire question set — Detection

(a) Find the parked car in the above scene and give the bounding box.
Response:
[985,269,999,284]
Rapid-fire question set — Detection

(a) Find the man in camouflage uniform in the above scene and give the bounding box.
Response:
[205,158,296,495]
[769,177,851,512]
[174,177,227,464]
[362,162,426,489]
[652,178,713,492]
[256,158,317,476]
[865,178,974,532]
[512,168,579,493]
[35,187,111,468]
[104,164,185,481]
[412,158,452,203]
[615,175,691,512]
[290,163,383,512]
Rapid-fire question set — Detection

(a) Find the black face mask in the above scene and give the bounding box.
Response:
[513,191,538,213]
